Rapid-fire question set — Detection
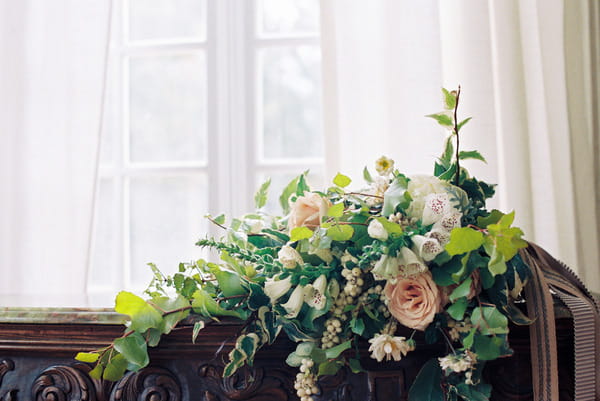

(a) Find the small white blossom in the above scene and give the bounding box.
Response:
[438,350,477,373]
[278,245,304,269]
[368,333,411,362]
[367,219,389,241]
[375,156,395,176]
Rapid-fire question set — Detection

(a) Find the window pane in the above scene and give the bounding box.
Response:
[260,46,323,159]
[258,170,324,214]
[129,53,207,163]
[129,0,206,42]
[129,175,207,289]
[258,0,319,35]
[89,178,120,290]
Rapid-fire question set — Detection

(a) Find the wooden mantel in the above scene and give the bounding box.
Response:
[0,307,574,401]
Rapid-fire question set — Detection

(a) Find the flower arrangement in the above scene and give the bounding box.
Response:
[76,88,532,401]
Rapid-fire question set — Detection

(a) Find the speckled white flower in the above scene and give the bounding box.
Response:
[303,275,328,310]
[282,285,305,318]
[406,175,467,224]
[412,235,444,262]
[368,334,411,362]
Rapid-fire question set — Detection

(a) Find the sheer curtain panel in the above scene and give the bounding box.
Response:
[321,0,600,292]
[0,1,111,302]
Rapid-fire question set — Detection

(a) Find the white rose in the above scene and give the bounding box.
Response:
[278,245,303,269]
[367,219,388,241]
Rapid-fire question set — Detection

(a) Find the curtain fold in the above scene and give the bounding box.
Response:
[321,0,600,291]
[0,0,111,301]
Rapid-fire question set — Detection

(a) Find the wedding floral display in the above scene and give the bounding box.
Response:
[76,88,532,401]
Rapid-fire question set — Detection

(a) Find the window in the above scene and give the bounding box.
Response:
[89,0,323,294]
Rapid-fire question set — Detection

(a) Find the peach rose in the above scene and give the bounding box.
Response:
[385,271,442,331]
[288,192,331,230]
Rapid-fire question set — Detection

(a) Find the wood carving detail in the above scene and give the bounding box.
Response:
[31,364,96,401]
[0,390,18,401]
[198,364,292,401]
[110,367,181,401]
[0,360,14,388]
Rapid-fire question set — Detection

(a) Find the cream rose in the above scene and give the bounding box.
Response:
[384,271,442,331]
[288,192,331,231]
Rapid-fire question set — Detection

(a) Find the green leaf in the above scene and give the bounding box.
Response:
[348,358,364,373]
[151,295,191,334]
[440,136,454,168]
[333,173,352,188]
[279,176,300,214]
[318,360,343,376]
[290,226,314,242]
[297,173,310,196]
[350,316,365,336]
[485,244,507,276]
[213,214,226,225]
[442,88,457,110]
[254,178,271,209]
[382,176,410,216]
[103,353,128,381]
[447,297,468,321]
[325,340,352,359]
[457,117,472,132]
[473,334,502,360]
[477,209,504,228]
[471,306,509,335]
[408,358,445,401]
[504,301,534,325]
[327,203,345,218]
[426,112,454,128]
[449,277,472,302]
[295,341,316,356]
[192,320,206,343]
[327,225,354,241]
[224,348,246,377]
[89,364,104,380]
[463,327,476,349]
[445,227,484,256]
[75,352,100,363]
[114,291,163,333]
[210,267,246,298]
[285,352,305,367]
[113,332,149,371]
[363,167,374,184]
[458,150,486,163]
[191,289,244,319]
[376,217,403,235]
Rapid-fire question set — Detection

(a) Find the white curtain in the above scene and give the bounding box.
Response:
[0,1,111,303]
[321,0,600,292]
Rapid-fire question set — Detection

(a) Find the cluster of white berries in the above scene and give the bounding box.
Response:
[387,212,416,228]
[342,267,364,298]
[321,317,342,349]
[294,359,319,401]
[357,284,390,318]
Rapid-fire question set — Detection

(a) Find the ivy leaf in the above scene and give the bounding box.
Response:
[333,173,352,188]
[458,150,486,163]
[449,277,472,302]
[327,225,354,241]
[408,358,445,401]
[210,267,246,298]
[290,226,314,242]
[348,358,364,373]
[350,316,365,336]
[445,227,484,256]
[382,175,410,216]
[75,352,100,363]
[191,289,244,319]
[440,136,454,168]
[285,351,305,367]
[254,178,271,209]
[318,360,343,376]
[114,291,163,333]
[192,320,206,343]
[325,340,352,359]
[113,332,149,371]
[471,306,509,335]
[447,297,468,321]
[327,203,345,218]
[426,112,454,128]
[102,353,128,381]
[477,209,504,228]
[151,295,191,334]
[279,175,300,214]
[473,334,503,360]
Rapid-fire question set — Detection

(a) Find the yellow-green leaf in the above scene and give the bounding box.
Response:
[333,173,351,188]
[114,291,163,333]
[290,226,314,242]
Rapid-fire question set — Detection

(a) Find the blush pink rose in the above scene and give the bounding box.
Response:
[288,192,331,230]
[385,271,442,331]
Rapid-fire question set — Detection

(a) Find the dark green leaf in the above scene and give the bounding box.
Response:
[113,332,149,371]
[473,334,502,360]
[102,353,128,381]
[350,316,365,336]
[471,306,508,335]
[325,340,352,359]
[318,360,343,376]
[447,297,468,321]
[348,358,364,373]
[408,358,445,401]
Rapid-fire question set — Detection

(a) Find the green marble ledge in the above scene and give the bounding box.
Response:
[0,307,125,325]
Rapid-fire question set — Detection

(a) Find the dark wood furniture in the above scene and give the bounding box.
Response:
[0,312,574,401]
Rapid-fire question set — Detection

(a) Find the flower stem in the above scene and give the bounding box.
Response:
[454,86,461,186]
